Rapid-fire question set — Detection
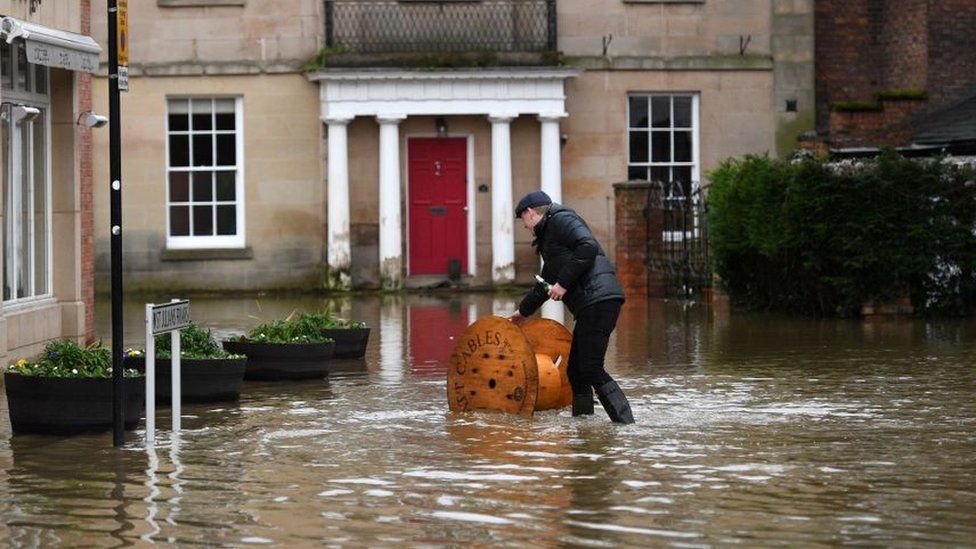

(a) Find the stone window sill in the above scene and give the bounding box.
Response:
[161,247,253,261]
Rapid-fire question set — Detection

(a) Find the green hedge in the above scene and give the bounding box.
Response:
[707,151,976,316]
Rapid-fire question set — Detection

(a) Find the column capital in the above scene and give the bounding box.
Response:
[376,114,407,125]
[488,113,517,124]
[323,115,353,126]
[538,112,568,123]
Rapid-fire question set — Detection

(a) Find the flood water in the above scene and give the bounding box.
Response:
[1,292,975,546]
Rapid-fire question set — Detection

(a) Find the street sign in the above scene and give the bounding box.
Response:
[146,299,190,445]
[117,0,128,91]
[151,300,190,334]
[117,65,128,91]
[117,0,128,66]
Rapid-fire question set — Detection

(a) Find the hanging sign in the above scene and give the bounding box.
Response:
[117,0,129,91]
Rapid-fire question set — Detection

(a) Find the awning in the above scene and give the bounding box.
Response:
[0,16,101,74]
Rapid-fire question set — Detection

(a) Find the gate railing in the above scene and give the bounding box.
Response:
[646,180,711,299]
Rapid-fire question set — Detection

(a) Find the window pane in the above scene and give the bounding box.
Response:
[674,131,692,162]
[170,206,190,236]
[674,96,692,128]
[673,166,692,185]
[168,99,189,131]
[18,121,29,298]
[628,96,648,128]
[34,65,46,95]
[215,98,235,130]
[651,96,671,128]
[216,171,235,201]
[33,112,47,295]
[193,134,213,166]
[2,105,10,300]
[168,112,188,132]
[629,131,648,163]
[169,135,189,167]
[191,98,213,130]
[1,42,11,90]
[216,205,236,235]
[651,166,670,184]
[651,131,671,162]
[193,171,213,201]
[216,134,236,166]
[15,42,27,91]
[627,166,647,181]
[169,172,189,202]
[193,205,213,236]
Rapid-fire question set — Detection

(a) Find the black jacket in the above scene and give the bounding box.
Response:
[518,204,625,317]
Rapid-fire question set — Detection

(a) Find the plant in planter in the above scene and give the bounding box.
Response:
[124,323,247,402]
[223,312,336,380]
[4,340,145,435]
[305,312,370,359]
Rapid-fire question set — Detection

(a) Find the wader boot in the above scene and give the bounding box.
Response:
[595,381,634,424]
[572,391,594,416]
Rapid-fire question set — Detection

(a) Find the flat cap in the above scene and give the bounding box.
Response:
[515,190,552,218]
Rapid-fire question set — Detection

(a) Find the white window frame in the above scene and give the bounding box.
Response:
[2,38,52,306]
[627,92,701,241]
[165,96,245,249]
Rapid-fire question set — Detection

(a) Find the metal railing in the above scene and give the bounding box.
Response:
[645,180,712,299]
[324,0,557,53]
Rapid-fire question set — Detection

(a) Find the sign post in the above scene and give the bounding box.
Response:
[108,0,126,447]
[145,299,190,446]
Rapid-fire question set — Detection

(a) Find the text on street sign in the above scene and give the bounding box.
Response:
[151,300,191,334]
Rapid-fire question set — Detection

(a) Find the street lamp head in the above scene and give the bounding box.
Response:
[85,112,108,128]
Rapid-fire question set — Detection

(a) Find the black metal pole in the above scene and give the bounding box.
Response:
[108,0,126,447]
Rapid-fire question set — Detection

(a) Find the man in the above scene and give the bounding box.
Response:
[508,190,634,424]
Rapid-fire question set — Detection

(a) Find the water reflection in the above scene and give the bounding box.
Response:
[0,294,970,544]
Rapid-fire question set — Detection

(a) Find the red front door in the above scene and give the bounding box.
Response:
[408,138,468,275]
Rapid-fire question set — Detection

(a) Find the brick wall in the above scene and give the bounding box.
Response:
[927,1,976,108]
[816,0,976,144]
[614,183,648,298]
[881,0,927,90]
[80,0,94,342]
[814,0,882,131]
[613,183,665,299]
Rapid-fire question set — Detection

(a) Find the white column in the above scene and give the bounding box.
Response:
[539,113,567,323]
[326,116,353,289]
[489,114,516,284]
[539,113,566,203]
[378,114,406,290]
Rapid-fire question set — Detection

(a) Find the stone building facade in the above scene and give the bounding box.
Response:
[0,1,99,364]
[89,0,813,297]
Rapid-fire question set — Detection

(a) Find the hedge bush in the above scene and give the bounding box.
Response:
[707,151,976,316]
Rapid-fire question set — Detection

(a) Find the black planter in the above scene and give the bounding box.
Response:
[123,357,246,402]
[4,373,145,435]
[321,327,370,359]
[221,340,334,380]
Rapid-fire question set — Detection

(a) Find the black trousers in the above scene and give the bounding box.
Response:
[567,299,623,395]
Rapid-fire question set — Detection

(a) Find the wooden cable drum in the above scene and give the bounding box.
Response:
[447,316,573,416]
[522,318,573,409]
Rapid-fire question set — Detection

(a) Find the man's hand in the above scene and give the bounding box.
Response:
[548,282,567,302]
[508,311,527,326]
